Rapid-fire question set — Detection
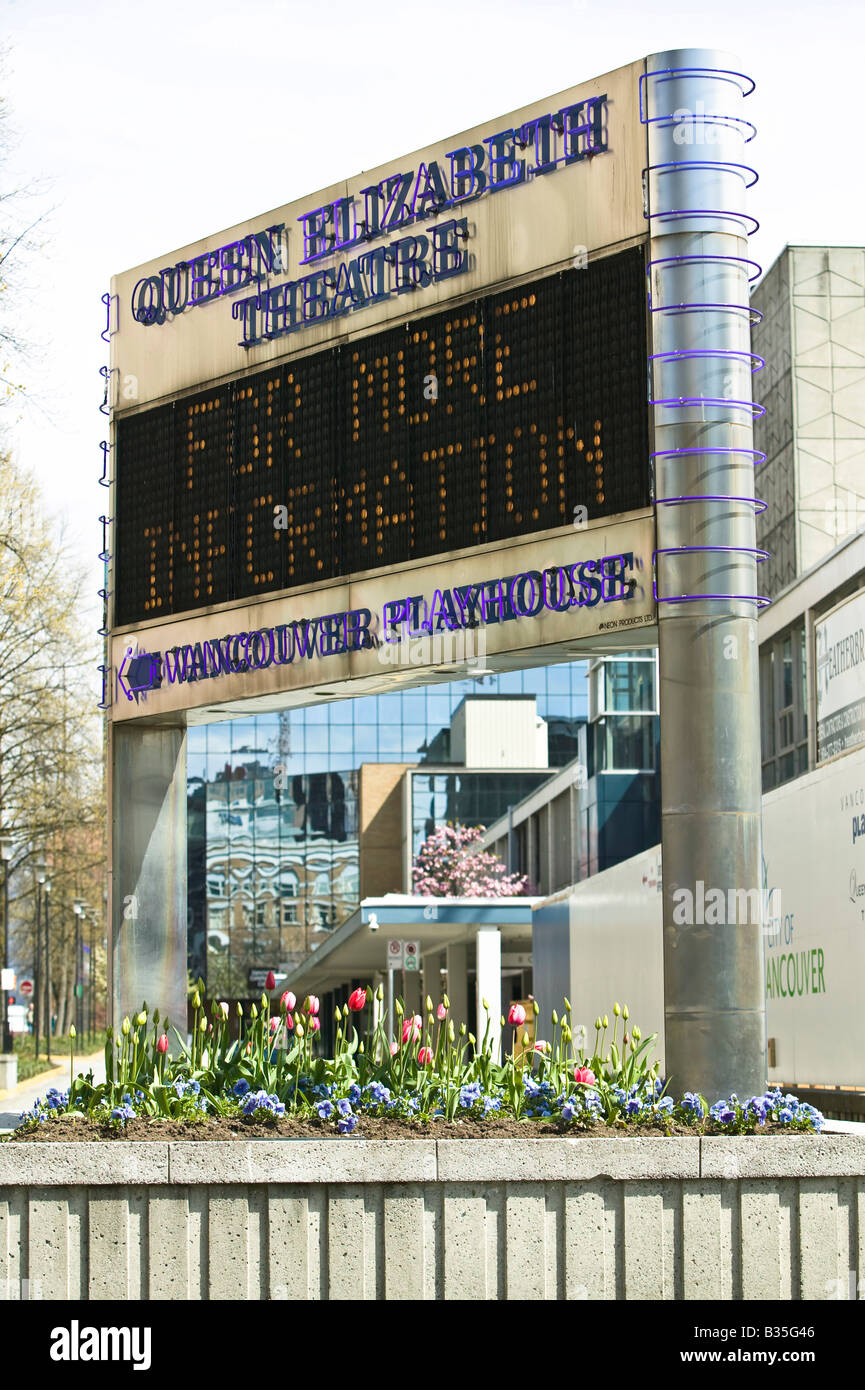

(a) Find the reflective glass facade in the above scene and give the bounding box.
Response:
[188,663,588,992]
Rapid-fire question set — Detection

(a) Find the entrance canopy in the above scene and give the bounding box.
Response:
[282,894,537,1058]
[282,894,536,996]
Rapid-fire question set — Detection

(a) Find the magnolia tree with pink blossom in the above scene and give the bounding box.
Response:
[412,823,530,897]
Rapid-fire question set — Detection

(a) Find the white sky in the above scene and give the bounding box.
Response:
[2,0,864,632]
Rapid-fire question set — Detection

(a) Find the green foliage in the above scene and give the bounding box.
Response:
[11,991,825,1138]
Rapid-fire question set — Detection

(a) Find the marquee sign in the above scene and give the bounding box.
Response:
[117,548,640,702]
[128,96,606,343]
[107,57,654,721]
[114,251,647,627]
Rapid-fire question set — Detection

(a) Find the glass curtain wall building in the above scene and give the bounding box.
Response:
[188,662,588,994]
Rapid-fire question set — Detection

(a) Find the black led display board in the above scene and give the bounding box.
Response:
[114,246,648,627]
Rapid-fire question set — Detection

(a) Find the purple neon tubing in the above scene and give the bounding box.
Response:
[649,348,765,373]
[651,395,766,418]
[647,158,758,190]
[648,252,762,283]
[650,446,766,465]
[653,546,770,607]
[639,67,756,123]
[656,494,768,514]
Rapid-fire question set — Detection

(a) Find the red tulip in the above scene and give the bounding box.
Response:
[304,995,320,1016]
[284,1013,294,1030]
[417,1047,433,1066]
[574,1066,597,1086]
[347,987,367,1012]
[156,1034,169,1054]
[508,1003,526,1026]
[280,991,296,1013]
[402,1014,422,1044]
[265,971,276,991]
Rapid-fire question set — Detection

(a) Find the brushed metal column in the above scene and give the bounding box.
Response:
[645,50,767,1098]
[110,722,188,1031]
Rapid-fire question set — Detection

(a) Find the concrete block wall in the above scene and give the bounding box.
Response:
[0,1137,863,1301]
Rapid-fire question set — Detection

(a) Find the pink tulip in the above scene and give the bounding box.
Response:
[280,991,296,1012]
[534,1040,547,1052]
[402,1014,422,1044]
[574,1066,597,1086]
[265,971,276,991]
[269,1017,280,1033]
[156,1034,169,1054]
[417,1047,433,1066]
[284,1012,294,1030]
[304,995,320,1016]
[348,987,367,1012]
[218,1001,229,1019]
[389,1041,399,1055]
[436,1003,447,1020]
[508,1003,527,1026]
[309,1016,321,1032]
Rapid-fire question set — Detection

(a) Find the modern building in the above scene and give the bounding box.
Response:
[754,245,865,599]
[187,669,587,993]
[483,651,659,893]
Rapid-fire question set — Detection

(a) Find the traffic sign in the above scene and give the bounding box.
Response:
[404,941,420,972]
[386,939,404,969]
[19,978,33,997]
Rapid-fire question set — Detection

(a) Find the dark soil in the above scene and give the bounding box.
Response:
[4,1112,814,1142]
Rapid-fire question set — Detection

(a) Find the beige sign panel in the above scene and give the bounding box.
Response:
[110,513,656,723]
[108,59,645,411]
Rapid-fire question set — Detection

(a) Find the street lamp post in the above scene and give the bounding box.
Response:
[73,901,84,1036]
[35,860,46,1060]
[0,837,13,1055]
[88,913,95,1036]
[44,878,52,1063]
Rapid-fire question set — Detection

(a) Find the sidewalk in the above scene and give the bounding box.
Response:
[0,1050,106,1131]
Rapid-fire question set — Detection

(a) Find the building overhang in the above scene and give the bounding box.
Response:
[281,895,537,994]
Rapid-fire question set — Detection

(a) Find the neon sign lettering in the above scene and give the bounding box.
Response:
[128,96,607,341]
[116,548,634,703]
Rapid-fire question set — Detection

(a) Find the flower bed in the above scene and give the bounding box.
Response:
[8,984,824,1141]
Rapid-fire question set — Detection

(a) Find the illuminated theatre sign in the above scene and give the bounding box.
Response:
[129,97,606,341]
[107,58,656,722]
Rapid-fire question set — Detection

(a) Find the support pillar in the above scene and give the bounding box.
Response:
[421,950,440,1017]
[110,722,188,1032]
[402,966,421,1018]
[475,927,501,1062]
[645,50,766,1099]
[445,942,469,1032]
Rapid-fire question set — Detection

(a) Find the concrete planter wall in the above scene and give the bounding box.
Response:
[1,1137,863,1301]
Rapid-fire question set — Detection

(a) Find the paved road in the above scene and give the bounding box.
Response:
[0,1050,106,1131]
